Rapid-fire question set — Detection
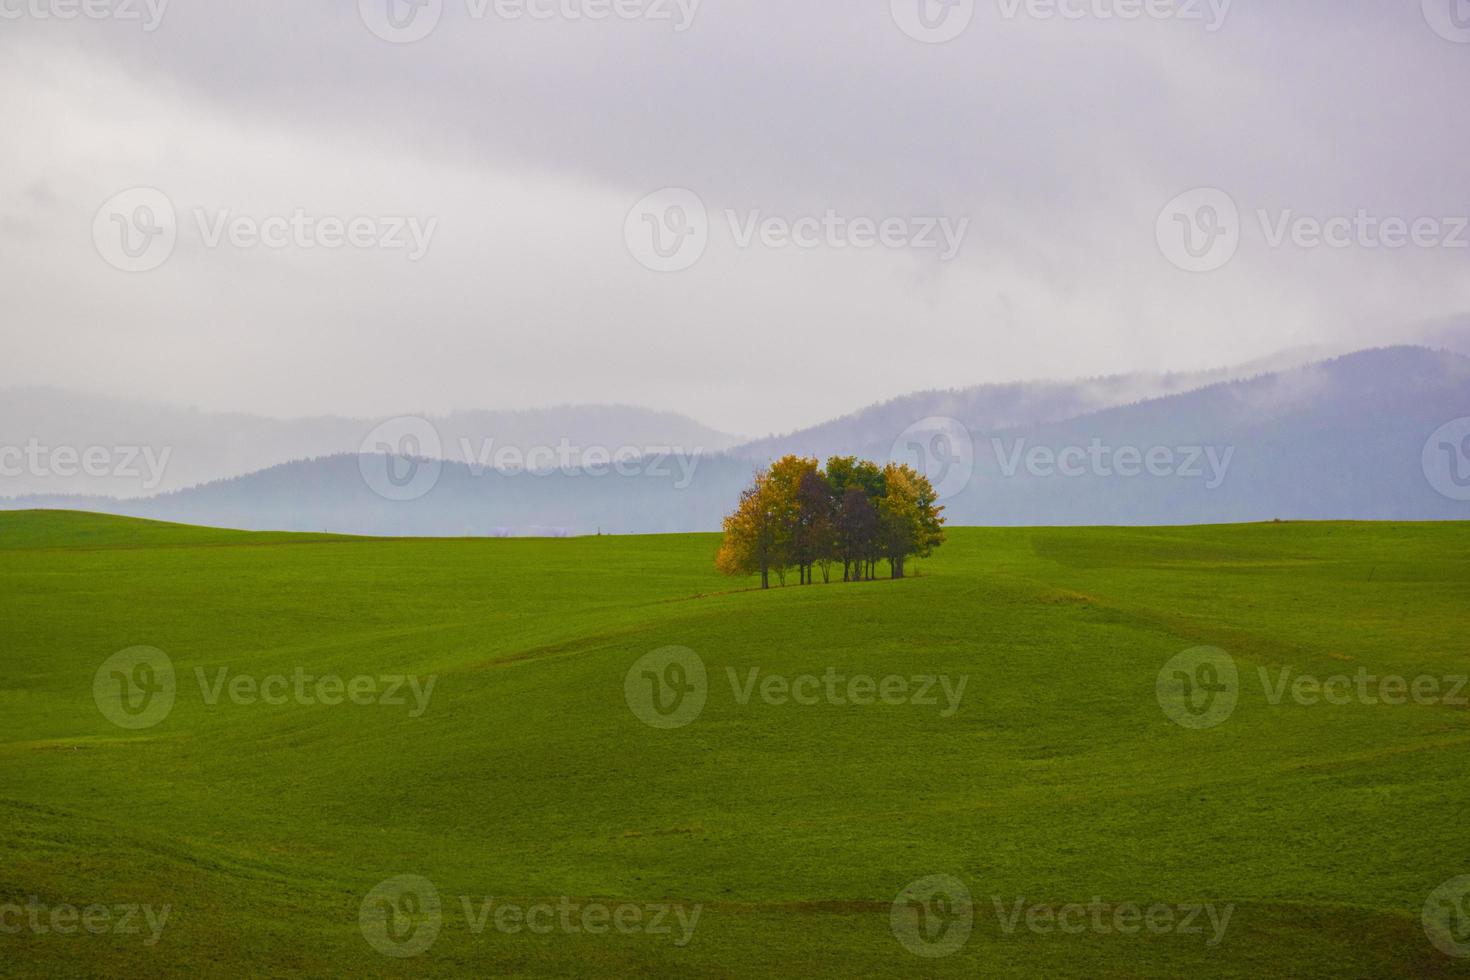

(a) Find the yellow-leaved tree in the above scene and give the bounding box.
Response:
[717,457,945,588]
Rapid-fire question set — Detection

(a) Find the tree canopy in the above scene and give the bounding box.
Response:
[716,456,946,588]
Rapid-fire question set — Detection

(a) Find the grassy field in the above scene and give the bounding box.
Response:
[2,510,1469,977]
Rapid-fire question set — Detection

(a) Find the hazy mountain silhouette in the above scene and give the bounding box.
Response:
[726,346,1340,464]
[0,389,743,498]
[937,345,1470,525]
[8,346,1468,533]
[9,453,754,536]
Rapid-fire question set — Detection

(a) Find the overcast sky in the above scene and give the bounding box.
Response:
[2,0,1468,437]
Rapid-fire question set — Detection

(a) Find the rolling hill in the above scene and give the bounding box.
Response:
[1,511,1467,976]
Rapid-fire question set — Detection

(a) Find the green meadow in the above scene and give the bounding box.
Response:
[2,510,1469,977]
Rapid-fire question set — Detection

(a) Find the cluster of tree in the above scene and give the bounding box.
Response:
[716,456,946,588]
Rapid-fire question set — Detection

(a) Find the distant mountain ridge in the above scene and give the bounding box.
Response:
[938,345,1470,525]
[0,390,744,498]
[725,345,1342,464]
[8,344,1469,534]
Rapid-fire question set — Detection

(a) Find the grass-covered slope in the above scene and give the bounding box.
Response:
[1,511,1468,977]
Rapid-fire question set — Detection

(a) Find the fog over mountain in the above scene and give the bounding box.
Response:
[8,343,1468,534]
[726,344,1344,464]
[0,391,742,497]
[0,329,1424,503]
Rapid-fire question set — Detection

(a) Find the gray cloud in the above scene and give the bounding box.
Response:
[1,0,1467,435]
